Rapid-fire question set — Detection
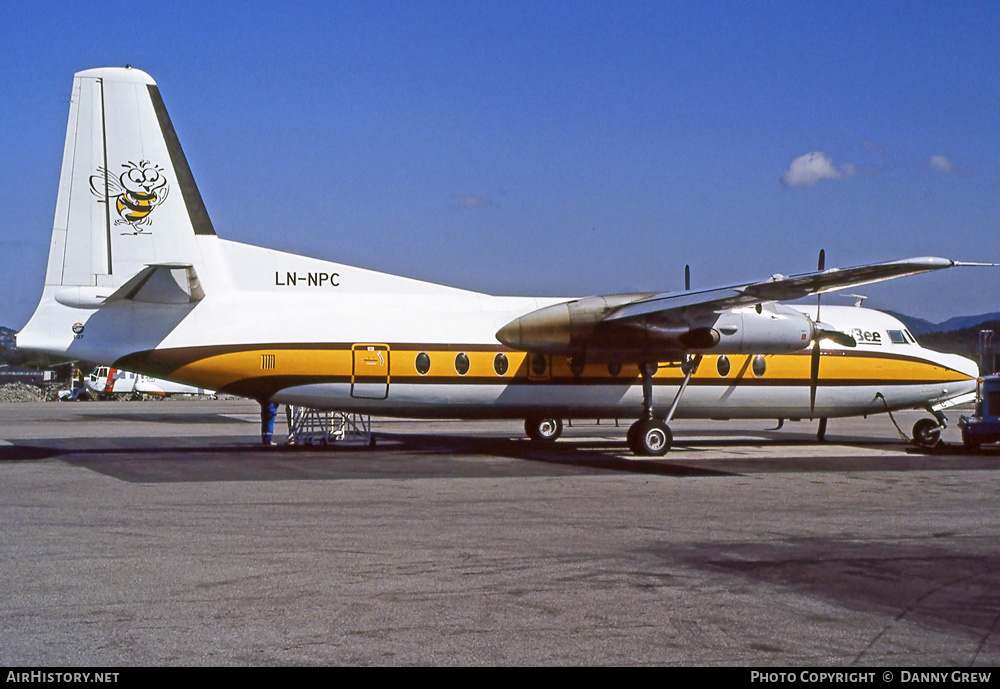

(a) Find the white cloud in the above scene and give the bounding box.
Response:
[928,155,955,174]
[780,152,854,187]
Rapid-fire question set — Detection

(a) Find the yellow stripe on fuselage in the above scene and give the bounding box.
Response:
[149,345,971,395]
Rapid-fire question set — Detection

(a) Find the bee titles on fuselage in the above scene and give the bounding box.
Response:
[850,327,882,345]
[274,271,340,287]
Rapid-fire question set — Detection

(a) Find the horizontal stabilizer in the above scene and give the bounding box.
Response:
[105,264,205,304]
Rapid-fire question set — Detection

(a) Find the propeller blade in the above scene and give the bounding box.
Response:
[815,326,857,348]
[816,249,825,322]
[810,339,821,415]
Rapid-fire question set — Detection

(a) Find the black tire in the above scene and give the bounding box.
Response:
[626,421,640,453]
[525,417,563,442]
[912,418,942,448]
[963,432,981,452]
[629,418,672,456]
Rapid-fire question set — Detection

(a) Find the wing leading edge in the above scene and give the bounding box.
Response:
[606,256,955,323]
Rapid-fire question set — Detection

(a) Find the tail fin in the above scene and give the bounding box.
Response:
[45,66,214,290]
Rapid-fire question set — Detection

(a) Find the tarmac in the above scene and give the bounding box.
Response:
[1,398,999,666]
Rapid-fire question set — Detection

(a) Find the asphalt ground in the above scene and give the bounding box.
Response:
[1,399,999,666]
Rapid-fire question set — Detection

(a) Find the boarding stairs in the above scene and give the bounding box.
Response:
[286,406,374,447]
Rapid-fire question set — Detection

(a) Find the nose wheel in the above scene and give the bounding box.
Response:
[912,417,942,448]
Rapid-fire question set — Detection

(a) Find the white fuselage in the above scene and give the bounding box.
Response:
[21,243,979,421]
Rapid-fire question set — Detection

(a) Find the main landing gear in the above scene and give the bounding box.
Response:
[521,356,700,457]
[525,416,563,442]
[627,356,701,457]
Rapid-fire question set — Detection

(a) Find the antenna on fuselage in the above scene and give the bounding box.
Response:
[684,265,691,291]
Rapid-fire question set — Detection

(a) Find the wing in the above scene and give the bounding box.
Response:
[496,256,987,358]
[605,256,955,324]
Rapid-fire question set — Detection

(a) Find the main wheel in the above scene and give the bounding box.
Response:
[912,418,942,448]
[525,417,563,442]
[627,418,672,456]
[626,421,640,451]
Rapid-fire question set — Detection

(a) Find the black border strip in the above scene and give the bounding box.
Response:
[147,84,216,236]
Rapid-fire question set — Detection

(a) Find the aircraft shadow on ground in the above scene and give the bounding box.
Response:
[0,432,732,481]
[1,430,997,483]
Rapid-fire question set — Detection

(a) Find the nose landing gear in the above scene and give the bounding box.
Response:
[912,417,943,448]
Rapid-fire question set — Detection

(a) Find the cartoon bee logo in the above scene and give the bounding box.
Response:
[90,160,170,234]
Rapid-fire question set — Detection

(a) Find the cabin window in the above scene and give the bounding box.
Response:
[531,353,547,376]
[717,355,731,377]
[570,356,585,377]
[455,352,470,376]
[415,352,430,375]
[608,362,621,377]
[752,354,766,377]
[887,330,907,344]
[493,353,508,376]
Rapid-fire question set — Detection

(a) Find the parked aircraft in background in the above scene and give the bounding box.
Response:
[84,365,213,397]
[16,67,992,454]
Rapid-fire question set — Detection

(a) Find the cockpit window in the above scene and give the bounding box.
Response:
[887,330,907,344]
[904,329,918,345]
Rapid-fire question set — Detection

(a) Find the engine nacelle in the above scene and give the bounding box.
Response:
[496,298,817,358]
[495,294,654,354]
[700,303,814,354]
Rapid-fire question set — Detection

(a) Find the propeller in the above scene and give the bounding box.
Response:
[816,249,825,320]
[808,323,858,414]
[808,249,859,415]
[810,250,825,415]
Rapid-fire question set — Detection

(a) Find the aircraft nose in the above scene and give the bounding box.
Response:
[934,352,980,401]
[948,353,982,379]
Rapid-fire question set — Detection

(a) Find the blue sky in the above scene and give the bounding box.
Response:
[2,1,998,328]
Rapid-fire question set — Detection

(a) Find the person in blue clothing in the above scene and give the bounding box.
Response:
[260,400,278,445]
